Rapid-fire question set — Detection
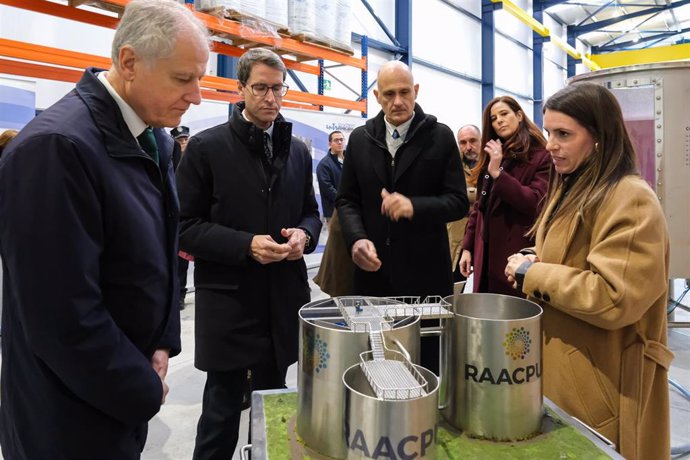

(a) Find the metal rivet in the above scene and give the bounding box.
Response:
[481,191,487,195]
[656,110,662,115]
[657,153,662,157]
[657,124,662,129]
[656,96,661,100]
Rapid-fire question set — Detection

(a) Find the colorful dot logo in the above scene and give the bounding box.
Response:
[502,327,531,360]
[314,334,330,373]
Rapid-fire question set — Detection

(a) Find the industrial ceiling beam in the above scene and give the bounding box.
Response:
[597,8,663,48]
[571,0,690,35]
[575,0,615,27]
[593,25,690,51]
[540,0,573,8]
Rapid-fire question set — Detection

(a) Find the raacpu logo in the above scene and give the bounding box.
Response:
[502,327,532,360]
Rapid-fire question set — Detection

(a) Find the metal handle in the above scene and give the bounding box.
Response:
[419,327,443,337]
[391,339,411,361]
[240,444,252,460]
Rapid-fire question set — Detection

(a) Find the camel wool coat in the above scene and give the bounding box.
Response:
[522,176,673,460]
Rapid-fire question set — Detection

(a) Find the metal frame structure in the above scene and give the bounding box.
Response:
[0,0,368,115]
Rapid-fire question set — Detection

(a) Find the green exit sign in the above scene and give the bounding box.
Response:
[323,79,332,91]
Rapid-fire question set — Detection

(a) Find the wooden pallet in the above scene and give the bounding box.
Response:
[225,9,290,35]
[292,33,354,56]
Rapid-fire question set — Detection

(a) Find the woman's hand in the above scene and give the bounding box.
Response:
[505,253,539,289]
[459,249,473,277]
[484,139,503,179]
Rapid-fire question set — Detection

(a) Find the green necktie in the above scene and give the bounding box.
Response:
[137,127,159,167]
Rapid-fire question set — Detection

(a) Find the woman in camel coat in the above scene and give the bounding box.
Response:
[506,82,672,460]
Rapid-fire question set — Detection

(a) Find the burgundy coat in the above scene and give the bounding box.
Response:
[462,147,551,295]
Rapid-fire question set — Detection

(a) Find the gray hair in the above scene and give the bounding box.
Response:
[459,124,481,136]
[111,0,209,66]
[237,48,286,85]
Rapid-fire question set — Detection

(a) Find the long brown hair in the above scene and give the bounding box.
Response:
[530,82,639,236]
[469,96,546,185]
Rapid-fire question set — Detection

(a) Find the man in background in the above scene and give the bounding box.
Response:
[457,124,480,170]
[171,125,190,155]
[448,124,480,281]
[316,130,345,224]
[0,0,209,458]
[176,47,321,459]
[170,125,192,310]
[336,61,468,374]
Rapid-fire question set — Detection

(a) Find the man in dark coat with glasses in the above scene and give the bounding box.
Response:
[175,47,321,459]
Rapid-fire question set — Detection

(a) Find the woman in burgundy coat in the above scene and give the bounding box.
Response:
[460,96,551,295]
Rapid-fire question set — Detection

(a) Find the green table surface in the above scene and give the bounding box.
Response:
[249,389,624,460]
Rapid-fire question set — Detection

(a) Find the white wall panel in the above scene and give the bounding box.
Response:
[444,0,481,17]
[0,5,114,58]
[412,64,482,137]
[494,9,532,47]
[494,36,532,98]
[543,15,567,70]
[412,0,481,78]
[351,0,395,44]
[543,61,567,103]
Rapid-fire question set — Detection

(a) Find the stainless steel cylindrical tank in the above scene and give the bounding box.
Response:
[297,297,421,459]
[570,62,690,279]
[343,363,439,460]
[441,293,543,441]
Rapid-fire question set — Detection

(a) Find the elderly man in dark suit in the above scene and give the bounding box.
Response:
[0,1,209,458]
[336,61,468,374]
[175,47,321,459]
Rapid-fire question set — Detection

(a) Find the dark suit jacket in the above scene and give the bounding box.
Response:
[316,150,342,218]
[176,102,321,372]
[336,104,468,298]
[0,68,181,459]
[462,146,551,295]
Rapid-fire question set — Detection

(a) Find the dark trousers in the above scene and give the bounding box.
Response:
[178,256,189,301]
[193,361,287,460]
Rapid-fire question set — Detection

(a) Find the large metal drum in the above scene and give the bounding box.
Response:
[441,293,543,441]
[297,297,421,459]
[571,62,690,278]
[342,363,439,459]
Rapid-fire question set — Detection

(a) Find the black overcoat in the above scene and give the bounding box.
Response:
[0,68,181,459]
[336,104,468,298]
[176,102,321,372]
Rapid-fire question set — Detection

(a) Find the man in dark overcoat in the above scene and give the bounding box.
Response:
[175,48,321,459]
[336,61,468,374]
[0,1,209,458]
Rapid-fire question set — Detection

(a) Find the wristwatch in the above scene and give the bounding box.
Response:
[514,260,533,290]
[300,228,312,250]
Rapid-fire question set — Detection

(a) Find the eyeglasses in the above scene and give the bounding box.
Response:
[247,83,289,97]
